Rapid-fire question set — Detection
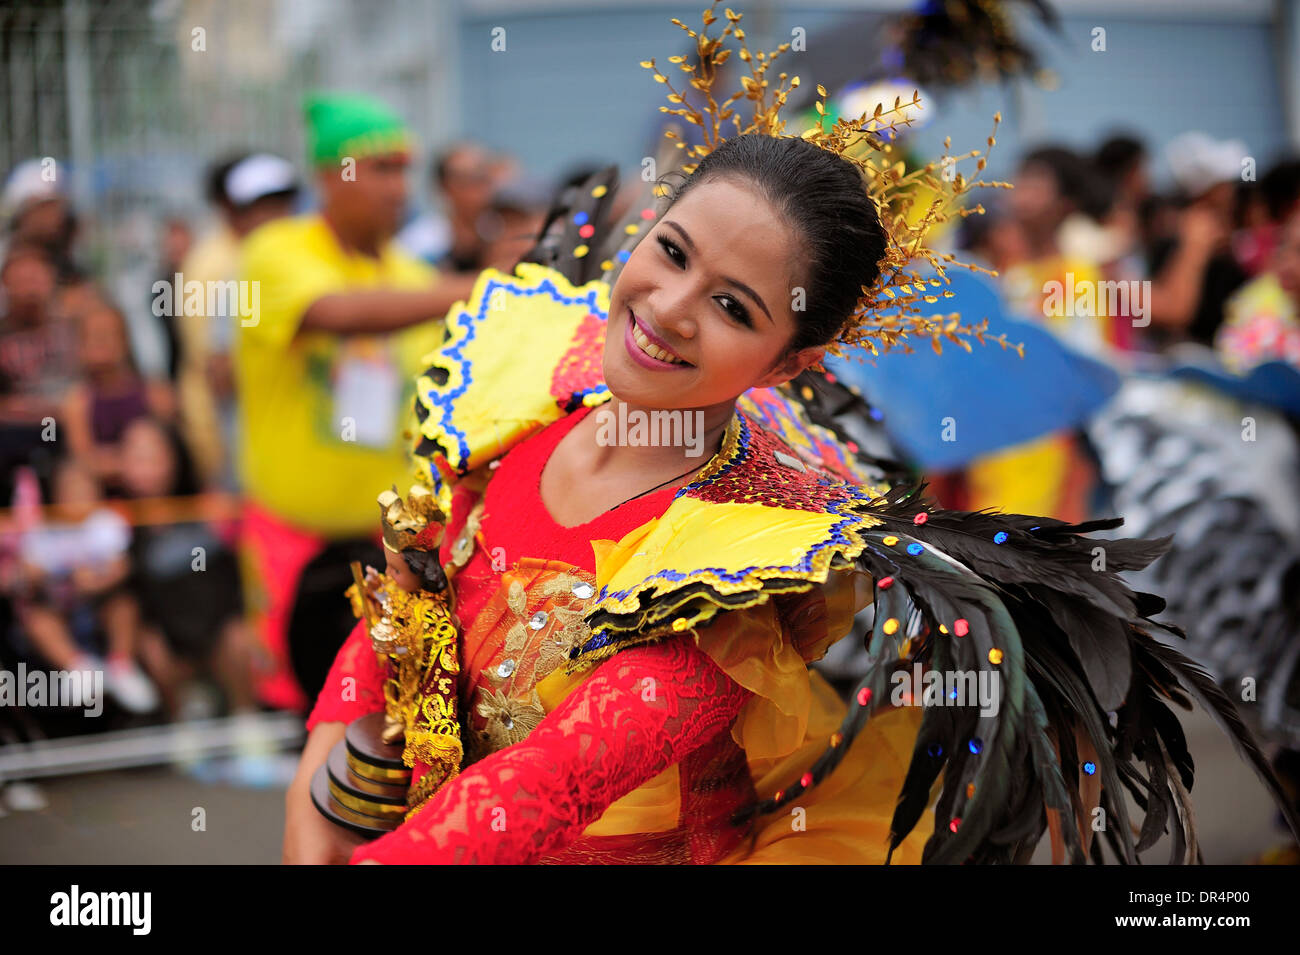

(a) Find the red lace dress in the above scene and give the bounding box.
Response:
[307,405,758,864]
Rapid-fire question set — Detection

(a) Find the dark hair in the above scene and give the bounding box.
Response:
[1261,158,1300,223]
[400,548,449,593]
[657,133,887,353]
[1095,135,1145,181]
[1021,145,1113,220]
[123,415,201,497]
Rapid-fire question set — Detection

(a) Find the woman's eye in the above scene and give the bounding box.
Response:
[657,235,685,267]
[658,234,750,327]
[716,296,751,327]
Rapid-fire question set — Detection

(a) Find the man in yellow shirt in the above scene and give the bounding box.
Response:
[236,94,478,709]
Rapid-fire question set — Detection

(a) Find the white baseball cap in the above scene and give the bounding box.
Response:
[224,153,299,207]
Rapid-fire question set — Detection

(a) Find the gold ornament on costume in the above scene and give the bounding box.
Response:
[344,484,464,806]
[642,2,1025,359]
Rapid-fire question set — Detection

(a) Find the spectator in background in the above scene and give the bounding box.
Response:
[119,416,257,721]
[1236,158,1300,277]
[178,153,299,489]
[1218,202,1300,373]
[475,172,552,272]
[60,296,175,496]
[398,141,510,270]
[234,93,481,710]
[0,244,75,502]
[14,456,158,714]
[1092,134,1150,278]
[152,217,195,382]
[1,157,81,283]
[1004,145,1117,354]
[1149,131,1249,347]
[966,145,1109,523]
[956,197,1029,276]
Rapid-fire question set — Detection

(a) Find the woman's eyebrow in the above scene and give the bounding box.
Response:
[663,219,774,324]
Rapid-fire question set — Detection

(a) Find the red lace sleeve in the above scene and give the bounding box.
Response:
[305,618,387,731]
[349,637,752,864]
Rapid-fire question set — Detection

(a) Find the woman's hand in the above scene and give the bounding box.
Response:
[282,721,370,864]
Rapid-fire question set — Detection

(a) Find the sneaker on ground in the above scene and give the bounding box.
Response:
[103,658,161,714]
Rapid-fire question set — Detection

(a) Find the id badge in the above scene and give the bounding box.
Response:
[333,341,400,449]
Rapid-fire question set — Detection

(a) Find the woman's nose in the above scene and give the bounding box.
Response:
[652,289,698,340]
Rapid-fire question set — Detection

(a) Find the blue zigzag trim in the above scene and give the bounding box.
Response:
[420,271,608,472]
[583,413,881,650]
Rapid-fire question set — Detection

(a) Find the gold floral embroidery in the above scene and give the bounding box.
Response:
[466,567,600,759]
[475,687,546,752]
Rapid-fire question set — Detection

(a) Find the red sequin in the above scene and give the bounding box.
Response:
[549,311,607,406]
[856,687,873,706]
[953,618,970,637]
[686,416,859,514]
[913,512,929,525]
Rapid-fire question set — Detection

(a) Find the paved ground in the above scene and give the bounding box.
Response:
[0,706,1292,864]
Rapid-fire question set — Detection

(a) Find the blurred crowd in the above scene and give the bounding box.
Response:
[2,90,1298,749]
[0,93,588,742]
[935,131,1300,520]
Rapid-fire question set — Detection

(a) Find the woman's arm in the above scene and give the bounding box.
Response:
[283,720,371,864]
[305,617,388,730]
[351,637,752,864]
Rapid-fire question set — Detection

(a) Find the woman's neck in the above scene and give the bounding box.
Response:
[576,394,734,477]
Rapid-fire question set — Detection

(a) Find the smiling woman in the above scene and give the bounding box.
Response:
[282,3,1299,866]
[605,134,887,407]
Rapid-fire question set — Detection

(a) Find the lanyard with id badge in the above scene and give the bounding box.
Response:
[333,337,401,449]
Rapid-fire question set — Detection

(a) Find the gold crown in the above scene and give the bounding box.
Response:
[378,484,445,553]
[642,2,1024,360]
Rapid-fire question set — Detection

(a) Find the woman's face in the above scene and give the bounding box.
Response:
[603,178,823,410]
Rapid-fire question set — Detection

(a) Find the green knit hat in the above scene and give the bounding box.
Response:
[303,93,413,166]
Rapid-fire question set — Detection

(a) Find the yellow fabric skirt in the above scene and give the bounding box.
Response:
[715,669,934,865]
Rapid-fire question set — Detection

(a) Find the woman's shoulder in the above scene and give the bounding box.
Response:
[564,408,887,672]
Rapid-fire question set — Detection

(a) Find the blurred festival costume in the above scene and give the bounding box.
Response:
[236,95,443,709]
[307,4,1297,863]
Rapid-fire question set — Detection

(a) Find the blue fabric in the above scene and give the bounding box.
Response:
[1168,360,1300,418]
[825,269,1120,470]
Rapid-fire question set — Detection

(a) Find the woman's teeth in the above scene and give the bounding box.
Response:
[632,316,686,365]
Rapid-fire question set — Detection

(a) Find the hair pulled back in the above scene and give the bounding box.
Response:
[659,133,888,352]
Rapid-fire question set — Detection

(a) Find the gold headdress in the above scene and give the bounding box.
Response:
[642,2,1023,359]
[378,484,445,553]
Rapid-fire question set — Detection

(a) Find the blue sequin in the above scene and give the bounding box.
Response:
[907,543,924,556]
[1083,761,1097,776]
[968,738,983,755]
[869,407,884,421]
[573,211,588,225]
[616,249,630,263]
[927,743,943,758]
[993,531,1008,544]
